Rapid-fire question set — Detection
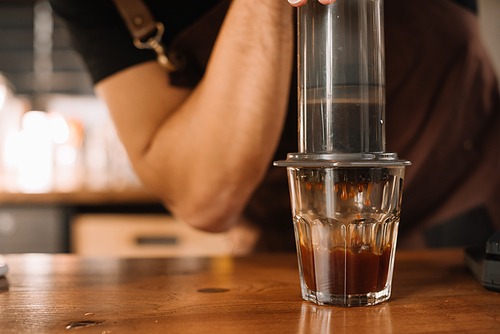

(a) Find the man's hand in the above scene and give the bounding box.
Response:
[287,0,335,7]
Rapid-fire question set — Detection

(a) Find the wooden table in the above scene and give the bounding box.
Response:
[0,249,498,333]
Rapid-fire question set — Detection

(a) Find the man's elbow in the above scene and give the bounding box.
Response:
[163,196,244,233]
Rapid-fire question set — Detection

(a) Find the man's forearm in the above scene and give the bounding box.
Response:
[100,0,295,232]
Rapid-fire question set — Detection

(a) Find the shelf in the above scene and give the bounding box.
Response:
[0,188,160,205]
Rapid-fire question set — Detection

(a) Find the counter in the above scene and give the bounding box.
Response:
[0,249,498,333]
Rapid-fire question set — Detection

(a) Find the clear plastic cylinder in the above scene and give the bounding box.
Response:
[298,0,385,154]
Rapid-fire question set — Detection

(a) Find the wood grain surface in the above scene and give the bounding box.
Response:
[0,249,498,333]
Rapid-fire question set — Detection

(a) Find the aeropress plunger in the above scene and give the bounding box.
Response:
[275,0,411,307]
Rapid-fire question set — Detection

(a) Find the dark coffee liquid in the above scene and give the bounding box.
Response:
[301,100,384,153]
[299,243,392,295]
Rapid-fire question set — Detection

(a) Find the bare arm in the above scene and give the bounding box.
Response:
[95,0,294,232]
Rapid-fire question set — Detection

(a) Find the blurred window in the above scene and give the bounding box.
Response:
[0,0,93,96]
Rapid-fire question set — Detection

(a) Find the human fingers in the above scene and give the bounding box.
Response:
[287,0,336,8]
[318,0,336,5]
[287,0,308,7]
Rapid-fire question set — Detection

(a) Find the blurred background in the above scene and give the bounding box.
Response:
[0,0,244,257]
[0,0,499,257]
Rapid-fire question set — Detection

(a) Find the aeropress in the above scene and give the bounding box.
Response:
[275,0,411,307]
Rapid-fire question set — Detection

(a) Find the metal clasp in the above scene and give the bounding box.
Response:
[133,22,181,72]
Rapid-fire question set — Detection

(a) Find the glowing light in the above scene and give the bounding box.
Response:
[17,111,53,193]
[0,84,7,111]
[3,131,22,168]
[22,110,47,133]
[56,145,76,165]
[48,112,69,144]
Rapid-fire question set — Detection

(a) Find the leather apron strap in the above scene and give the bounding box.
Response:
[111,0,179,71]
